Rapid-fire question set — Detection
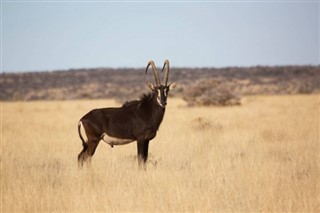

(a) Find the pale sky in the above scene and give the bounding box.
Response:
[1,1,319,72]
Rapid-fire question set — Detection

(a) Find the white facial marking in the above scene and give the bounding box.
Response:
[101,133,134,146]
[164,88,167,97]
[156,89,164,107]
[157,99,163,107]
[79,121,88,142]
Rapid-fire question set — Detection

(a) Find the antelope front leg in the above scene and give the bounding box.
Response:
[137,140,149,166]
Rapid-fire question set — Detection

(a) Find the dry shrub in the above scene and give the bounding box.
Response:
[183,78,241,106]
[191,117,223,131]
[192,117,212,130]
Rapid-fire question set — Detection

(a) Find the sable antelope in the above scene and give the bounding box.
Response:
[77,60,176,166]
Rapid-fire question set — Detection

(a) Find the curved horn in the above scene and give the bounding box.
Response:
[162,59,170,86]
[145,60,161,86]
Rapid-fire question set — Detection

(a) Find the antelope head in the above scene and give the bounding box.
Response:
[145,60,176,108]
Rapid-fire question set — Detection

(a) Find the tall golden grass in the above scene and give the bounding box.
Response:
[1,95,319,212]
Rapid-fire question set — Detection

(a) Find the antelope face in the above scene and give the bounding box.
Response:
[148,83,176,108]
[145,59,176,108]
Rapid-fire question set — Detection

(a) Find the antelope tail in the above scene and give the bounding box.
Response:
[78,121,88,149]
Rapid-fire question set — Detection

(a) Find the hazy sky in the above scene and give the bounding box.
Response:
[1,1,319,72]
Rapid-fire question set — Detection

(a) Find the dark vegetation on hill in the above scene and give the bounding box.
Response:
[1,66,319,106]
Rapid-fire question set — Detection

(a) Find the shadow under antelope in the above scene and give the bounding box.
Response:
[77,60,176,167]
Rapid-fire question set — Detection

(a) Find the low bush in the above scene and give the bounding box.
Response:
[183,78,241,106]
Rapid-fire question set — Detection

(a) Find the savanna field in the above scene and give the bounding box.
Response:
[1,95,319,212]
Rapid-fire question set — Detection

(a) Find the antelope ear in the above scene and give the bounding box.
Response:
[147,83,156,91]
[169,82,177,90]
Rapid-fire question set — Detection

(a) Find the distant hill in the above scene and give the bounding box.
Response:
[1,66,319,102]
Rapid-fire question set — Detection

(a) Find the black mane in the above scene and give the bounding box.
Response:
[122,92,155,108]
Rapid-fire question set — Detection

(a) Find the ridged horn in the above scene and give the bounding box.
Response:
[162,59,170,86]
[145,60,161,86]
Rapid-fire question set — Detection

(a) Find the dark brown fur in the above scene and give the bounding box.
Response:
[78,91,167,166]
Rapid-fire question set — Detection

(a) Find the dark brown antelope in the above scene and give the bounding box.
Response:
[77,60,176,167]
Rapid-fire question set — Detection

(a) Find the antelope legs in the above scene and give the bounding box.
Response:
[78,138,100,167]
[137,140,149,166]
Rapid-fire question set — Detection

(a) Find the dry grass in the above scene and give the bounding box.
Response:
[1,95,319,212]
